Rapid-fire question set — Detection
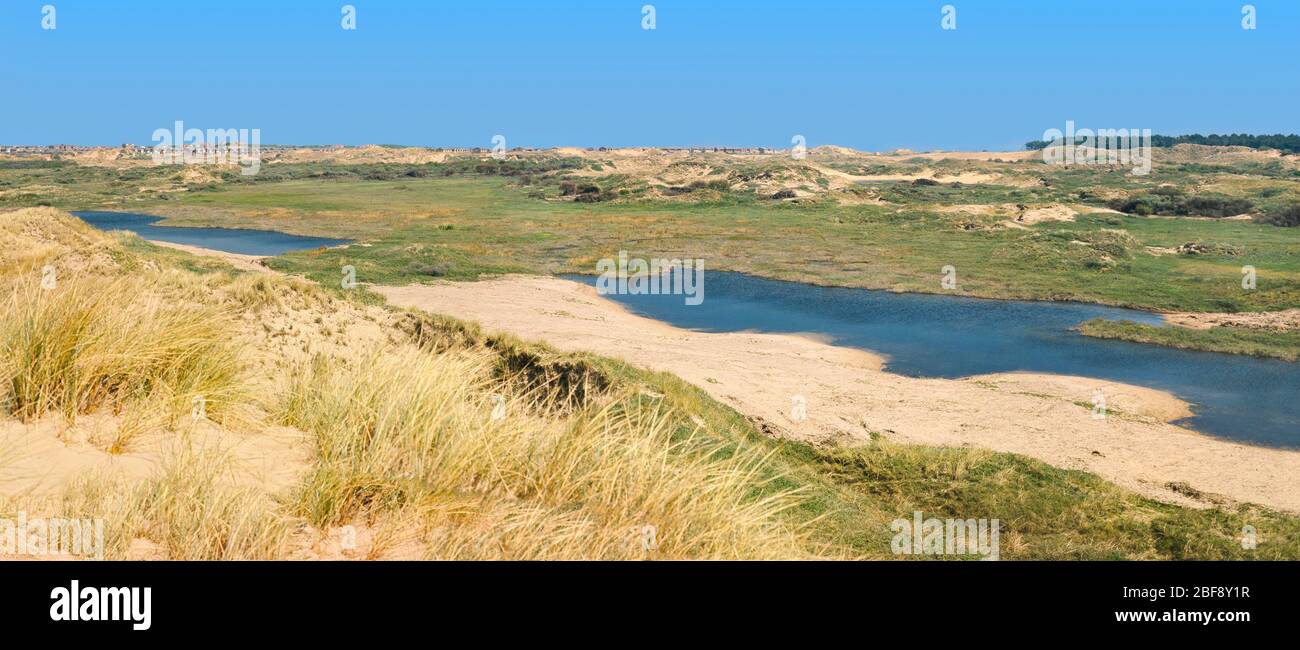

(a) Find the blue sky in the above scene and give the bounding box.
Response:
[1,0,1296,150]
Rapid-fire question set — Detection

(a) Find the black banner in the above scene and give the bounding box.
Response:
[0,561,1289,638]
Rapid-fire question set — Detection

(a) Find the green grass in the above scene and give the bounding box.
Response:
[8,156,1299,314]
[1080,319,1300,362]
[7,154,1299,355]
[103,175,1294,314]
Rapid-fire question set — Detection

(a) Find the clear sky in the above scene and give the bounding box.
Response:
[1,0,1296,150]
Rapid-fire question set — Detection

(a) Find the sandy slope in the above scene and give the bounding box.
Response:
[378,275,1300,513]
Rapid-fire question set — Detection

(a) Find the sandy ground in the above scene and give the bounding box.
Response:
[148,240,268,272]
[1165,308,1300,332]
[0,416,308,499]
[378,275,1300,513]
[937,203,1081,225]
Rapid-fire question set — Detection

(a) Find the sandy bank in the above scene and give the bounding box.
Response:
[378,275,1300,513]
[147,240,268,272]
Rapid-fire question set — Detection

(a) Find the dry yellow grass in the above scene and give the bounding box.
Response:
[0,207,120,280]
[54,440,294,560]
[279,346,810,559]
[0,273,248,452]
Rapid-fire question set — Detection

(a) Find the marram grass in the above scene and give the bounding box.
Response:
[0,273,248,447]
[278,346,811,560]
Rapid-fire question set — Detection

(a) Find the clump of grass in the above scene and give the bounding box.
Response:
[400,310,612,412]
[218,272,333,313]
[0,274,247,438]
[1040,227,1141,259]
[278,345,809,559]
[58,441,293,560]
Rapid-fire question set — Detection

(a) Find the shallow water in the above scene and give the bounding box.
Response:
[568,271,1300,448]
[72,211,350,257]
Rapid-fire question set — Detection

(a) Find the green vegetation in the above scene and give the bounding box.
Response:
[1080,319,1300,362]
[227,156,585,185]
[806,442,1299,559]
[1257,204,1300,228]
[147,177,1300,315]
[1107,186,1253,218]
[4,150,1298,352]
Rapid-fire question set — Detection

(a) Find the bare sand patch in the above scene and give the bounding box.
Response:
[1145,246,1179,256]
[378,275,1300,513]
[841,169,1030,186]
[0,415,309,498]
[148,240,268,272]
[968,372,1193,423]
[1017,204,1078,224]
[907,150,1042,162]
[939,203,1078,225]
[1165,308,1300,332]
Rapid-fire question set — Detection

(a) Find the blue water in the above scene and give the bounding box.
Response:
[72,211,350,256]
[568,272,1300,448]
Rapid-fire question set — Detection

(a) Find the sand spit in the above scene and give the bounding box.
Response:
[378,275,1300,513]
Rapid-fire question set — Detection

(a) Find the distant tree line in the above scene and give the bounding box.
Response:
[1025,134,1300,154]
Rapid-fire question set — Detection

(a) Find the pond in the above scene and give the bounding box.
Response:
[72,211,350,257]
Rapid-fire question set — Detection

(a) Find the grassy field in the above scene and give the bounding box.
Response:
[138,176,1300,315]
